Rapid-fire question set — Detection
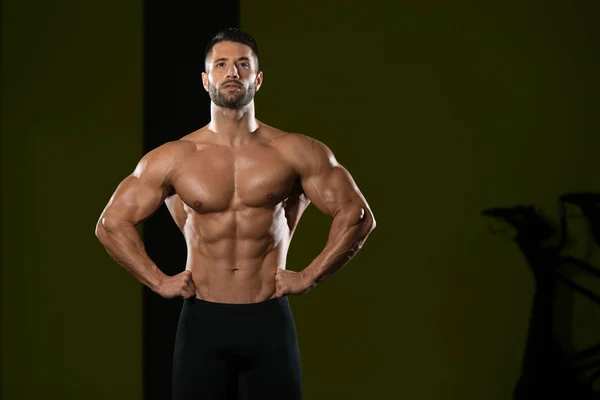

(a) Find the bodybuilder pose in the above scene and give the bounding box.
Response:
[95,28,375,400]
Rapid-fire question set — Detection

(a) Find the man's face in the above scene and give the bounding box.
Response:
[202,41,262,109]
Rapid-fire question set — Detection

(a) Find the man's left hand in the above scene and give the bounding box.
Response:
[274,269,312,298]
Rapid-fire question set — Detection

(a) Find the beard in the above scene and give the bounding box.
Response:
[208,80,256,109]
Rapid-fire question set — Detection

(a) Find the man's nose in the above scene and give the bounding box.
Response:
[226,65,239,79]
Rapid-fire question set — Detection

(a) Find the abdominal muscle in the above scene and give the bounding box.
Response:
[182,206,291,304]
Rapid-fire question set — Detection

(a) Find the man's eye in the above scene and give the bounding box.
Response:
[239,63,249,68]
[216,63,225,67]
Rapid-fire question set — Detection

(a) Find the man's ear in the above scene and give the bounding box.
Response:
[255,71,263,92]
[201,72,209,92]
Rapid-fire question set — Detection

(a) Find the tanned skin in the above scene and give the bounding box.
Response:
[95,41,375,304]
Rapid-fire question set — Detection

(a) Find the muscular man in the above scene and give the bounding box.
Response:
[95,28,375,400]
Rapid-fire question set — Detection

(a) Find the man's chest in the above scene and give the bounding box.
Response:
[171,145,299,212]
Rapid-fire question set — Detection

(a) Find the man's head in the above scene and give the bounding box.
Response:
[202,28,263,109]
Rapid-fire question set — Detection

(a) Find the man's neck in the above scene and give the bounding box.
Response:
[208,102,259,147]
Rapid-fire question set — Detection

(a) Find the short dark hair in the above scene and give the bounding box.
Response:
[204,28,260,71]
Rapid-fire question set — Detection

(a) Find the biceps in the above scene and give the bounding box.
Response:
[101,175,169,227]
[301,166,364,217]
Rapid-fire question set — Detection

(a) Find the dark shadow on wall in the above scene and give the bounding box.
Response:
[143,1,239,399]
[482,193,600,399]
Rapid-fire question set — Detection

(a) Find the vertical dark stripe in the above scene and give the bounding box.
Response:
[142,2,239,399]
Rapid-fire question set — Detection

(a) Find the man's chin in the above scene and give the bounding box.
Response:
[215,101,246,110]
[222,104,244,110]
[213,97,252,109]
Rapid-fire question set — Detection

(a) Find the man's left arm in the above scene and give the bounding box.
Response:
[276,135,376,295]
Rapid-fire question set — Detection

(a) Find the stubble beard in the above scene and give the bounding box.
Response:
[209,81,256,109]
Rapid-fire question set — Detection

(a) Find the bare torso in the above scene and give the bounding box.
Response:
[164,123,310,303]
[97,41,375,306]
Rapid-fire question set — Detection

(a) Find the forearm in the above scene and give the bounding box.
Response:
[301,205,375,287]
[95,218,166,291]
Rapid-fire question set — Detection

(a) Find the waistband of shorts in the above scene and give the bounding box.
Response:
[185,295,289,310]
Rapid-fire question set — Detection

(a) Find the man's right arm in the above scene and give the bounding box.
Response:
[94,142,194,297]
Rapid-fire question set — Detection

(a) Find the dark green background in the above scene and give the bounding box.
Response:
[2,0,599,399]
[241,1,600,399]
[1,1,143,398]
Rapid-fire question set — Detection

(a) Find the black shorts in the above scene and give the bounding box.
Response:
[172,296,302,400]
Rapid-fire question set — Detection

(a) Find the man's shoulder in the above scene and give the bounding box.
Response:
[137,140,197,175]
[148,125,217,157]
[264,127,327,153]
[275,132,332,158]
[147,139,197,159]
[265,130,335,175]
[257,122,309,143]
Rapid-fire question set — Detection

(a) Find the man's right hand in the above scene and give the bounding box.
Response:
[155,270,197,299]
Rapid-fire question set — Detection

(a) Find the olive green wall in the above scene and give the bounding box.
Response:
[1,2,142,399]
[241,1,600,399]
